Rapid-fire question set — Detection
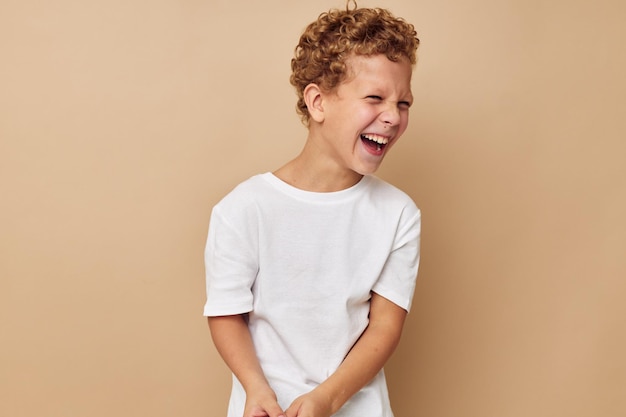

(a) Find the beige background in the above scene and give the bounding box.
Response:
[2,0,625,416]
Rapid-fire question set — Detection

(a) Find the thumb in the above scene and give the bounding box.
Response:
[266,402,286,417]
[283,402,301,417]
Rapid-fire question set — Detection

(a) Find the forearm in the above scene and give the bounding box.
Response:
[207,315,273,395]
[314,293,407,414]
[209,315,288,417]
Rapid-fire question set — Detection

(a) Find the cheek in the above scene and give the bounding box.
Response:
[354,106,377,121]
[398,113,410,135]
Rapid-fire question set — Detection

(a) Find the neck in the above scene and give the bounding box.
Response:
[274,142,363,193]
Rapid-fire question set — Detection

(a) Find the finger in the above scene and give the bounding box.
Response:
[283,402,301,417]
[265,402,286,417]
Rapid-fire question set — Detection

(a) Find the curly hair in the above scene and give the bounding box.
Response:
[290,1,420,124]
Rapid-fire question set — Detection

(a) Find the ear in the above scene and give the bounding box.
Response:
[303,83,325,123]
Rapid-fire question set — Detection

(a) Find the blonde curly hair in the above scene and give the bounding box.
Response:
[290,2,420,124]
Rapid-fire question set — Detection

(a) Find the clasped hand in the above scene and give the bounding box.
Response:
[245,387,333,417]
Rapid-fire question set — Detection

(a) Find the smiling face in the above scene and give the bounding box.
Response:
[309,54,414,180]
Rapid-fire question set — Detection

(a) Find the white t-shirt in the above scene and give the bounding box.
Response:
[204,173,420,417]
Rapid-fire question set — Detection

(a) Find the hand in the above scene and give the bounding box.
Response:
[284,389,333,417]
[244,388,285,417]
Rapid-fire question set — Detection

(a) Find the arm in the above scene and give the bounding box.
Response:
[208,315,285,417]
[284,292,407,417]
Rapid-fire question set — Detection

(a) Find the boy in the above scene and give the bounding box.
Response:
[204,2,421,416]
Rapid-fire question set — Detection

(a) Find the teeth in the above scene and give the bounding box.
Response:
[362,134,389,145]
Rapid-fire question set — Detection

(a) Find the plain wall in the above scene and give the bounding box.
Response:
[1,1,625,416]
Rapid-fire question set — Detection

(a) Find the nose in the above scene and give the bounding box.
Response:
[380,103,401,127]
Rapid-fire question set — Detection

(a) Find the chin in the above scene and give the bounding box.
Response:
[354,162,383,176]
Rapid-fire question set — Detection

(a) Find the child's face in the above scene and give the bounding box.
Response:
[317,53,413,176]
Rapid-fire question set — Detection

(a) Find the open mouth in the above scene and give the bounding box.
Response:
[360,133,389,152]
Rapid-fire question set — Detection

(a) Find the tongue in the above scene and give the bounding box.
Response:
[361,137,381,152]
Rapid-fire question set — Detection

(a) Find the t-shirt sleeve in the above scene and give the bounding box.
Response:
[371,202,421,312]
[203,204,258,316]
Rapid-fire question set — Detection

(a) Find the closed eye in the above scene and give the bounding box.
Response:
[366,95,383,101]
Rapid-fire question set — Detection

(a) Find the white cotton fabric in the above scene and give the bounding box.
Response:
[204,173,420,417]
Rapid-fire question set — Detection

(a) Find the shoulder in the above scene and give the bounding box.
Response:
[364,176,420,216]
[366,175,411,198]
[214,174,273,208]
[209,174,276,226]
